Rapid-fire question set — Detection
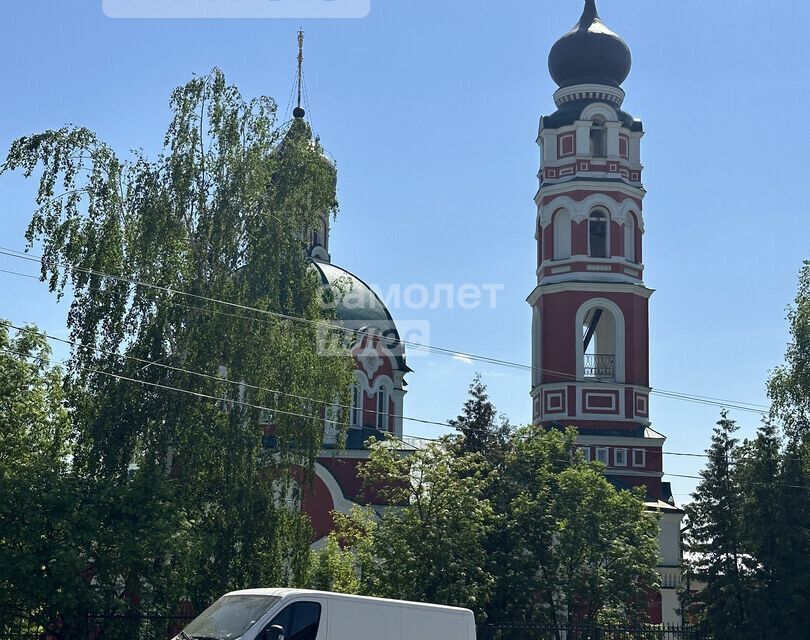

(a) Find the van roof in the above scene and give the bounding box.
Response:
[224,589,473,616]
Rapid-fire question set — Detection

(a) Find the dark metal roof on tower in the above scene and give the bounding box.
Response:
[548,0,632,89]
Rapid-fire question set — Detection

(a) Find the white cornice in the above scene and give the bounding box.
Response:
[552,84,625,110]
[577,434,665,447]
[536,180,646,205]
[527,281,654,305]
[603,469,664,479]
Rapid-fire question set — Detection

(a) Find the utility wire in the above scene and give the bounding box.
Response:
[9,343,807,493]
[7,342,810,492]
[0,321,765,463]
[0,247,771,416]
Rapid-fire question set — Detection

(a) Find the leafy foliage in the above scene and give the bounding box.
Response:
[1,69,354,614]
[311,378,660,627]
[494,426,659,627]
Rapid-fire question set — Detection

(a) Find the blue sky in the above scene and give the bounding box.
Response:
[1,0,808,500]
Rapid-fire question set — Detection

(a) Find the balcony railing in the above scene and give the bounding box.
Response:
[584,353,615,380]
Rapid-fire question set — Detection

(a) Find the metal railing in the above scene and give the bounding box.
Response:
[583,353,615,380]
[0,611,196,640]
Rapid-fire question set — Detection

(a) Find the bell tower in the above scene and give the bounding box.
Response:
[529,1,684,624]
[530,0,651,442]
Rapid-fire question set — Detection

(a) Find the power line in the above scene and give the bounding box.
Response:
[0,246,771,417]
[8,344,804,494]
[9,339,810,493]
[0,322,725,463]
[4,322,455,431]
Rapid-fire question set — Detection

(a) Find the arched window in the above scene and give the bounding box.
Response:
[589,210,609,258]
[590,118,607,158]
[324,401,340,446]
[537,219,543,265]
[624,215,636,263]
[350,384,362,428]
[553,210,571,260]
[582,306,618,381]
[375,387,388,430]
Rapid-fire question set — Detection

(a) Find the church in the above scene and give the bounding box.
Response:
[296,0,684,626]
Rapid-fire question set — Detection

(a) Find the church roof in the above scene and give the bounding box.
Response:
[311,259,409,372]
[548,0,632,89]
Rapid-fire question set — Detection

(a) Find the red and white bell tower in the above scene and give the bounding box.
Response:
[529,0,683,624]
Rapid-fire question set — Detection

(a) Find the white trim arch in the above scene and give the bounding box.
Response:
[539,193,625,226]
[552,208,572,260]
[575,298,626,384]
[580,102,619,124]
[624,213,637,263]
[619,199,645,232]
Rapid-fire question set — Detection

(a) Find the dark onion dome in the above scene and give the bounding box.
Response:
[310,260,410,373]
[548,0,632,89]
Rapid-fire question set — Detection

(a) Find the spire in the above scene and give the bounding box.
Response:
[293,29,306,120]
[581,0,599,26]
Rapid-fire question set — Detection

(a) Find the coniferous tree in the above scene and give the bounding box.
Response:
[685,413,757,640]
[449,373,512,459]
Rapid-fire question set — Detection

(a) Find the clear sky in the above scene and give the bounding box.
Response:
[1,0,808,501]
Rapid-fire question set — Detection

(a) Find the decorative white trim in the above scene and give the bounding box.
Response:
[359,343,384,379]
[538,256,646,273]
[536,181,646,210]
[584,391,619,412]
[551,84,625,110]
[575,298,626,383]
[527,281,654,304]
[579,103,620,123]
[537,193,645,231]
[615,447,628,467]
[603,468,663,478]
[595,447,610,465]
[577,431,664,448]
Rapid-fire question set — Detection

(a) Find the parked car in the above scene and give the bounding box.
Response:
[177,588,476,640]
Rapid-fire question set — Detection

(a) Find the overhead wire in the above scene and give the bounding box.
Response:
[0,246,771,416]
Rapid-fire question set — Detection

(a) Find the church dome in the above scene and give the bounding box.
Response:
[311,260,409,372]
[548,0,632,89]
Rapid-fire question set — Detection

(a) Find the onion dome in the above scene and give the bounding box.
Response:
[548,0,632,89]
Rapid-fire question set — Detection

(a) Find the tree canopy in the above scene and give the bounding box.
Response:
[1,69,354,615]
[312,377,660,627]
[685,261,810,640]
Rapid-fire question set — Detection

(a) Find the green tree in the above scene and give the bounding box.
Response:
[2,69,354,612]
[768,261,810,439]
[449,374,512,460]
[339,438,495,614]
[496,426,659,628]
[0,323,89,620]
[306,537,360,594]
[684,413,756,640]
[743,260,810,639]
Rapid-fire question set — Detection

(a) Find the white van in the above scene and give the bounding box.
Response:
[178,588,476,640]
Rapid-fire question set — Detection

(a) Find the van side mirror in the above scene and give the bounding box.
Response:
[265,625,285,640]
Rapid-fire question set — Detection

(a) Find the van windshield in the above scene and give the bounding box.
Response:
[184,595,281,640]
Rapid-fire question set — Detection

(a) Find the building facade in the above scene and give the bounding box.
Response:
[529,0,684,624]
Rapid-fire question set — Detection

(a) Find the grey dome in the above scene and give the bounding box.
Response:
[548,0,632,89]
